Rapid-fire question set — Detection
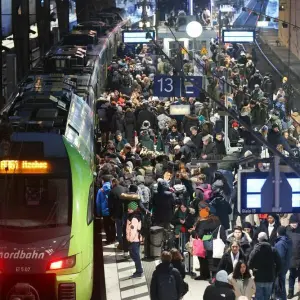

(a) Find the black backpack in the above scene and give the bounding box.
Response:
[157,269,178,300]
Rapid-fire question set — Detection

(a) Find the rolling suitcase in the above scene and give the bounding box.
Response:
[184,251,194,275]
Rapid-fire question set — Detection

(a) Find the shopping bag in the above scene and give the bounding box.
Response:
[213,225,225,259]
[192,237,206,258]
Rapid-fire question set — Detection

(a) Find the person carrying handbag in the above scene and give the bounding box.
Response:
[190,202,222,280]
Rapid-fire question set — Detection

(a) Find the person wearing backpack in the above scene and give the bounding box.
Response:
[96,176,115,244]
[136,175,151,211]
[150,251,184,300]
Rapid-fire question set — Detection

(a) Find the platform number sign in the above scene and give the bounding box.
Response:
[153,75,202,97]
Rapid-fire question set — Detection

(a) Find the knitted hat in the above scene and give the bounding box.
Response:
[216,270,228,283]
[128,201,138,211]
[258,232,268,242]
[277,226,287,236]
[289,214,298,224]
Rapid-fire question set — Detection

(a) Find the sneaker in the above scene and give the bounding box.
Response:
[130,272,143,278]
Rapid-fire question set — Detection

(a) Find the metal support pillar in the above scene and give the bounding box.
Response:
[36,0,51,57]
[12,0,30,80]
[55,0,69,37]
[6,54,17,99]
[274,155,281,210]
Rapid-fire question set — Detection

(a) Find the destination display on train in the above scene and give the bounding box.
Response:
[0,160,50,174]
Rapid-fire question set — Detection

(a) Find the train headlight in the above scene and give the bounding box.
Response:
[48,255,76,271]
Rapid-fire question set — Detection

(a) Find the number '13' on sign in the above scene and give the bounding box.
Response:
[157,77,174,93]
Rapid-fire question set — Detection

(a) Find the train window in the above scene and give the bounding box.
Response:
[55,60,66,69]
[87,183,94,225]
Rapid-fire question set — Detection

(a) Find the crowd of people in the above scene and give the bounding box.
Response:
[95,38,300,300]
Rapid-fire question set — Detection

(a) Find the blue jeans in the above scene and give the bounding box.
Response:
[128,242,143,274]
[255,282,273,300]
[276,273,287,300]
[116,218,123,244]
[289,267,300,290]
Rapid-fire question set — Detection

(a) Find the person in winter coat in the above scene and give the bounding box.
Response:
[111,106,125,135]
[250,84,264,101]
[136,175,151,211]
[172,203,195,250]
[152,180,175,228]
[170,248,186,279]
[166,125,184,155]
[286,215,300,299]
[124,108,136,144]
[179,137,198,162]
[137,103,157,133]
[226,226,252,258]
[108,178,126,250]
[140,130,155,151]
[253,214,280,246]
[267,124,286,156]
[249,70,263,90]
[248,232,282,300]
[96,176,115,244]
[201,134,218,161]
[228,260,256,300]
[218,241,246,276]
[190,126,203,154]
[114,131,128,152]
[182,112,199,136]
[214,133,227,158]
[157,57,165,74]
[203,270,235,300]
[191,203,223,280]
[274,226,293,300]
[150,251,184,300]
[126,201,143,278]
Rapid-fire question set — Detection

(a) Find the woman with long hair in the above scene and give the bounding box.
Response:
[218,241,246,276]
[190,202,221,280]
[170,248,185,279]
[228,260,256,299]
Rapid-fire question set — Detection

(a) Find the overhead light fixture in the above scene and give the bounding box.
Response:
[282,22,288,28]
[279,5,285,11]
[138,21,143,28]
[145,21,151,28]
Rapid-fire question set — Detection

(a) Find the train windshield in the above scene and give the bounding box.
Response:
[0,176,71,228]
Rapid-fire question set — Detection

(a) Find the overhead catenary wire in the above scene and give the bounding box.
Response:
[147,28,300,177]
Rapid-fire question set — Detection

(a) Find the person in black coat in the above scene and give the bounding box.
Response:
[124,108,136,144]
[286,215,300,298]
[248,232,281,300]
[253,214,280,246]
[214,133,227,158]
[190,126,203,155]
[203,270,235,300]
[136,103,157,134]
[191,205,223,280]
[111,106,125,135]
[179,137,198,162]
[150,251,184,300]
[182,113,199,136]
[218,241,246,275]
[152,180,175,228]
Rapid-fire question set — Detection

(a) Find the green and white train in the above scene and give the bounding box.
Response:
[0,12,129,300]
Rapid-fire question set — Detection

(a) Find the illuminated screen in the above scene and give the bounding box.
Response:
[239,171,300,213]
[170,105,191,116]
[222,30,255,43]
[0,160,50,174]
[122,31,155,44]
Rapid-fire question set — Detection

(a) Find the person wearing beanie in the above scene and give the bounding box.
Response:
[126,201,143,278]
[249,227,281,300]
[179,136,198,163]
[286,215,300,299]
[274,226,292,300]
[203,270,235,300]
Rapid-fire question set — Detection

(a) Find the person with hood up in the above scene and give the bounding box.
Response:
[150,251,184,300]
[126,201,143,278]
[274,226,292,300]
[226,226,252,258]
[248,232,281,300]
[228,260,256,300]
[137,102,158,134]
[140,129,155,151]
[114,130,128,152]
[112,106,125,136]
[203,270,235,300]
[179,136,198,163]
[286,215,300,299]
[152,180,175,229]
[182,109,199,137]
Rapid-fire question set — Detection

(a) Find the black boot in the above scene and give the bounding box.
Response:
[287,289,294,299]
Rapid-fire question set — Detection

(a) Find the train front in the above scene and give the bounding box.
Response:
[0,134,92,300]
